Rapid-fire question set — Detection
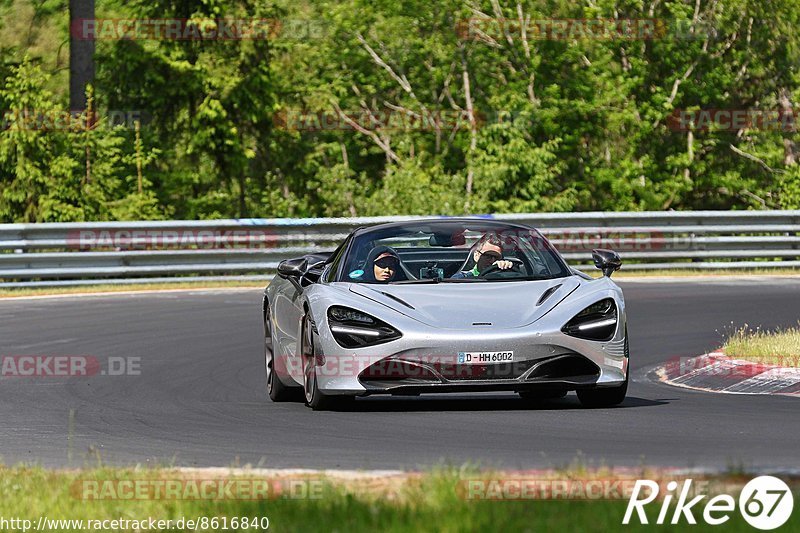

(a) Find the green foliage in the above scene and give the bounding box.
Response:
[1,0,800,220]
[0,59,168,221]
[779,166,800,209]
[1,466,794,532]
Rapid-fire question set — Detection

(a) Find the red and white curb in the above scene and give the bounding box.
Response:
[656,352,800,396]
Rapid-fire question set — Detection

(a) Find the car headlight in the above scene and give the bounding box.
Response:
[561,298,617,341]
[327,306,401,348]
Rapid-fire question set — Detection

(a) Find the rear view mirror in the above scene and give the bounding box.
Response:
[429,231,466,247]
[591,249,621,278]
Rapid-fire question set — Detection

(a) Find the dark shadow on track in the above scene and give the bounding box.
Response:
[319,395,669,412]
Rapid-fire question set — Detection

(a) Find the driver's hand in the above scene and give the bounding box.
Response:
[494,260,513,270]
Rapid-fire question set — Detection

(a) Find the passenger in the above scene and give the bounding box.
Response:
[361,245,401,283]
[451,233,513,279]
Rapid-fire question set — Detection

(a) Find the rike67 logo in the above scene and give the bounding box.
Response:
[624,476,794,529]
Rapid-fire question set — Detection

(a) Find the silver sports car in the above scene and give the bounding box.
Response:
[262,218,628,410]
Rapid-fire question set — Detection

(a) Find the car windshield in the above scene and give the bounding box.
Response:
[339,220,572,283]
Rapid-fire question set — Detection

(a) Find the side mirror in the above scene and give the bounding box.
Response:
[277,257,308,278]
[592,249,621,278]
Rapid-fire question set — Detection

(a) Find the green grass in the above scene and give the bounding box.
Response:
[0,467,798,532]
[609,267,800,278]
[0,280,265,298]
[722,324,800,366]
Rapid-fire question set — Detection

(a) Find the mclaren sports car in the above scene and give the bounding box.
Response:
[262,218,628,410]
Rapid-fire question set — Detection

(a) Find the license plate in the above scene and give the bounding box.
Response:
[457,351,514,364]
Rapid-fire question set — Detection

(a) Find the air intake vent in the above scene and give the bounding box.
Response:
[527,354,600,380]
[536,284,562,306]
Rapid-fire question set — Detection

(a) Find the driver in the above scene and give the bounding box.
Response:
[360,245,401,283]
[451,233,513,279]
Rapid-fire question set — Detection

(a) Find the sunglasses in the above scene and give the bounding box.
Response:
[374,256,399,269]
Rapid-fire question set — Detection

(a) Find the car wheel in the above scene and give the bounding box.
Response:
[265,305,295,402]
[301,314,353,411]
[578,327,629,408]
[577,372,628,408]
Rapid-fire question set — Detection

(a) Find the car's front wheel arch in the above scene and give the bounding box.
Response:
[301,312,353,411]
[264,299,298,402]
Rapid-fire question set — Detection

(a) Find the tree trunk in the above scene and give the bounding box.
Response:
[69,0,95,112]
[779,88,797,166]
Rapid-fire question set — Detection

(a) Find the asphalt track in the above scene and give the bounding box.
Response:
[1,279,798,471]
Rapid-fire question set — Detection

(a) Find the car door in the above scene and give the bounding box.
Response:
[275,238,351,385]
[271,276,305,385]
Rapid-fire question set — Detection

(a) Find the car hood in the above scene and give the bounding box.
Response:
[346,277,581,329]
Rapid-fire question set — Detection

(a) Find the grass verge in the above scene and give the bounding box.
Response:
[0,467,798,532]
[0,280,264,298]
[722,324,800,366]
[610,267,800,278]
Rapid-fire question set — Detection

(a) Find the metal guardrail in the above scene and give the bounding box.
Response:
[1,211,799,287]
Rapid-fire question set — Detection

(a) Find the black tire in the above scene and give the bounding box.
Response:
[265,305,296,402]
[518,389,567,401]
[577,373,628,408]
[301,314,354,411]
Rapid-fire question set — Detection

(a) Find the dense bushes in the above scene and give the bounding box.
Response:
[1,0,799,221]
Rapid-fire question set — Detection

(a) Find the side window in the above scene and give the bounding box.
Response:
[537,243,570,277]
[522,234,567,277]
[323,239,348,283]
[537,250,559,276]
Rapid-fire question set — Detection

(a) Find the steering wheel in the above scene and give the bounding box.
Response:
[478,257,524,278]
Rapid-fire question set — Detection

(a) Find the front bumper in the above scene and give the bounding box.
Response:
[307,280,629,396]
[357,352,601,395]
[313,319,628,396]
